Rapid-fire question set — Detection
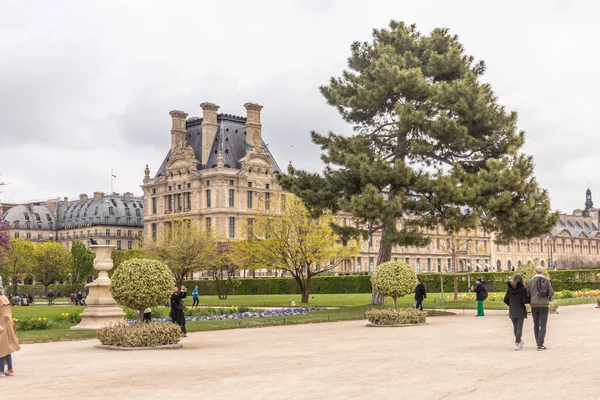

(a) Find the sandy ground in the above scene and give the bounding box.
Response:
[3,305,599,399]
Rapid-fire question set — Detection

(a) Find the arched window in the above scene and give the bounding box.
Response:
[459,260,464,271]
[517,260,522,267]
[507,260,512,269]
[541,260,545,267]
[496,260,501,271]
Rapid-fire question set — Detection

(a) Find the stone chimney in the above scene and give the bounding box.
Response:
[63,196,69,204]
[200,102,219,165]
[124,192,132,201]
[93,191,104,200]
[79,193,88,204]
[244,102,263,148]
[169,110,189,152]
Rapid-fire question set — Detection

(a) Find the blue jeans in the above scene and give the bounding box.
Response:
[0,354,13,372]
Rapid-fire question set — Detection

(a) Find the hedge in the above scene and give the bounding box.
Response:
[183,269,600,296]
[9,269,600,298]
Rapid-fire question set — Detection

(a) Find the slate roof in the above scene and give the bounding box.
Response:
[155,114,281,177]
[56,195,144,229]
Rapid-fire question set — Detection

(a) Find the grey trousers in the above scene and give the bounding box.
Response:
[531,307,549,347]
[510,317,524,343]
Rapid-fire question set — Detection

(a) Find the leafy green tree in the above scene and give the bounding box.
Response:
[0,238,37,295]
[70,240,95,284]
[238,195,357,303]
[110,258,174,322]
[148,221,217,287]
[32,242,72,294]
[112,248,152,270]
[280,21,558,304]
[371,261,417,309]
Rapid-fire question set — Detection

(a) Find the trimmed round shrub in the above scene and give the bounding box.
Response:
[597,298,600,307]
[516,264,549,282]
[366,308,426,325]
[97,322,181,347]
[371,261,417,309]
[110,259,174,322]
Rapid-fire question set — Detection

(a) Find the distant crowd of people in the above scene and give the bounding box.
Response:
[7,289,87,307]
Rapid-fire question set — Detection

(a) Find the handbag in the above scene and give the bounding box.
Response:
[176,300,185,311]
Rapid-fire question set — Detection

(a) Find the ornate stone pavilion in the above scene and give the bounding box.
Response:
[141,102,282,248]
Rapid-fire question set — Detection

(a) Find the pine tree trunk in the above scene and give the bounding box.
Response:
[371,238,392,305]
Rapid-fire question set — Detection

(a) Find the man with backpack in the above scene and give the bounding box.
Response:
[474,278,488,317]
[526,266,555,350]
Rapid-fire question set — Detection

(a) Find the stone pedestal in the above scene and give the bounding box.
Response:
[71,245,125,330]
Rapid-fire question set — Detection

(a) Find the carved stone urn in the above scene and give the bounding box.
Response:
[71,245,125,330]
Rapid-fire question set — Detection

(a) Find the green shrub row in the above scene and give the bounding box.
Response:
[184,269,600,295]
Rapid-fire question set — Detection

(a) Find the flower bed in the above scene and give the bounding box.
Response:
[129,307,326,323]
[554,289,600,299]
[446,293,505,301]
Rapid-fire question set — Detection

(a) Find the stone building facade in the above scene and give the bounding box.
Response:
[141,102,283,277]
[492,188,600,270]
[0,192,144,250]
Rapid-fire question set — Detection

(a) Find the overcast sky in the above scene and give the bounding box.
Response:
[0,0,596,213]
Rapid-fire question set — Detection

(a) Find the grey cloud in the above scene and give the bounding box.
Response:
[1,0,598,212]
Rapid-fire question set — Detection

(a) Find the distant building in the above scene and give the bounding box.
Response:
[492,188,600,270]
[1,192,144,250]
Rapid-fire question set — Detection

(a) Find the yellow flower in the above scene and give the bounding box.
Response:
[43,317,47,321]
[38,317,42,321]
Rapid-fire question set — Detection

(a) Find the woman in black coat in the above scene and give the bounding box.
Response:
[503,274,529,350]
[170,286,187,337]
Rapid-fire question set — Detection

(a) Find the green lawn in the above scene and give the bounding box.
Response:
[11,293,599,344]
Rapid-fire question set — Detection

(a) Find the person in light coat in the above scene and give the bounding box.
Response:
[0,285,21,377]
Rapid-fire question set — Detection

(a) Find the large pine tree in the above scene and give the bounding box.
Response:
[279,21,558,304]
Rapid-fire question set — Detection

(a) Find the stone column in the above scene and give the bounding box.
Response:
[71,245,125,330]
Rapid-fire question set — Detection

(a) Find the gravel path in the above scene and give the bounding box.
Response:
[3,304,598,399]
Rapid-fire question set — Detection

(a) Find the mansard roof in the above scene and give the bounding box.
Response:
[155,114,281,177]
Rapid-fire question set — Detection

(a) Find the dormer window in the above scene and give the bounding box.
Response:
[109,207,115,216]
[23,212,30,221]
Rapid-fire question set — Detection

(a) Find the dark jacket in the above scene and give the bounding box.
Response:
[503,282,529,319]
[170,291,187,326]
[414,283,426,302]
[474,283,486,301]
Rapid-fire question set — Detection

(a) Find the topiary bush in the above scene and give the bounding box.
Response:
[97,322,181,347]
[366,308,426,325]
[110,259,174,322]
[516,264,549,282]
[371,261,417,309]
[597,298,600,307]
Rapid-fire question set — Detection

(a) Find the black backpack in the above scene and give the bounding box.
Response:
[536,277,550,298]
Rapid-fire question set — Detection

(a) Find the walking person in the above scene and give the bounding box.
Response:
[526,266,554,350]
[414,278,426,311]
[503,274,530,350]
[170,285,188,337]
[192,285,199,308]
[47,289,54,305]
[0,285,21,377]
[474,278,487,317]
